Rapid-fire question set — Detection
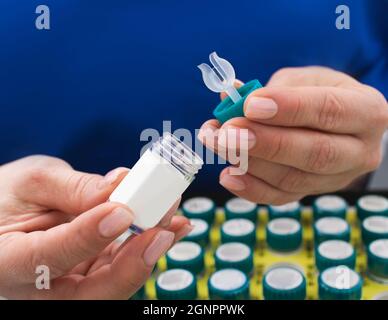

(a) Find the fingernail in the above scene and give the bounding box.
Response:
[97,167,128,190]
[143,231,175,267]
[175,224,194,242]
[219,174,246,191]
[198,124,218,144]
[245,97,278,119]
[99,207,133,238]
[218,126,256,150]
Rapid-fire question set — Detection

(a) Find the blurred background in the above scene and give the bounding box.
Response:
[0,0,387,203]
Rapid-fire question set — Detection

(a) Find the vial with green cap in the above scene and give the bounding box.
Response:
[224,197,258,223]
[314,217,350,245]
[182,197,216,225]
[318,265,362,300]
[198,52,262,124]
[356,195,388,221]
[266,218,302,252]
[208,268,250,300]
[361,216,388,246]
[166,241,204,275]
[313,195,348,220]
[221,218,256,247]
[156,269,197,300]
[315,240,356,272]
[215,242,253,275]
[367,239,388,283]
[268,201,301,221]
[183,218,210,246]
[263,265,306,300]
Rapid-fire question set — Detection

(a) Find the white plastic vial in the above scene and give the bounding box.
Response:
[109,133,203,234]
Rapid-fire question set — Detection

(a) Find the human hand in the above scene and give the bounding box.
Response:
[198,67,388,204]
[0,156,189,299]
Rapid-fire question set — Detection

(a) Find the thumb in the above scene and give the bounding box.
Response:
[20,158,129,214]
[2,202,134,284]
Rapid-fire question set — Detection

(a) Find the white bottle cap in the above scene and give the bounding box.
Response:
[316,195,347,211]
[318,240,354,260]
[358,195,388,212]
[225,198,257,213]
[321,266,360,289]
[157,269,194,291]
[370,239,388,259]
[167,242,202,261]
[265,267,304,290]
[363,216,388,234]
[209,269,247,291]
[267,218,300,235]
[183,197,214,214]
[315,217,348,234]
[222,218,255,236]
[215,242,251,262]
[188,218,209,236]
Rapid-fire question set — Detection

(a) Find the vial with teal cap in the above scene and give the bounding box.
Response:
[198,52,262,124]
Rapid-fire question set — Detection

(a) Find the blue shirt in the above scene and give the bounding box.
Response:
[0,0,387,197]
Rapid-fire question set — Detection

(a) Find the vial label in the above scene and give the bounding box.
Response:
[226,198,256,213]
[316,217,348,234]
[265,267,303,290]
[359,195,388,212]
[167,242,201,261]
[268,218,300,235]
[157,269,193,291]
[318,240,353,260]
[216,243,250,262]
[222,219,254,236]
[210,269,246,291]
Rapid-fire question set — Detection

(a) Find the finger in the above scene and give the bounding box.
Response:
[246,156,355,194]
[72,217,191,299]
[220,80,244,100]
[219,167,303,205]
[1,202,134,283]
[220,117,366,174]
[243,86,381,134]
[158,198,181,228]
[19,160,129,214]
[266,66,360,88]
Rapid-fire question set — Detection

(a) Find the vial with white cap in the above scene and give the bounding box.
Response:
[208,268,250,300]
[356,195,388,221]
[221,218,256,247]
[156,269,197,300]
[263,265,306,300]
[215,242,254,275]
[313,195,348,220]
[109,133,203,234]
[224,197,258,223]
[367,239,388,283]
[182,197,216,225]
[361,216,388,246]
[183,218,210,246]
[198,52,262,124]
[313,217,350,245]
[315,240,356,272]
[166,241,205,275]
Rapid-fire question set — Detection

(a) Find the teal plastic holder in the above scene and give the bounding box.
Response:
[213,79,262,124]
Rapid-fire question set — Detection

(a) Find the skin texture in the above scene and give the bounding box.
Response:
[0,155,190,299]
[199,66,388,205]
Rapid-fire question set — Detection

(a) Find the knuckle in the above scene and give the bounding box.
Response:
[278,168,309,192]
[266,133,289,161]
[319,92,344,130]
[306,136,338,173]
[65,173,99,208]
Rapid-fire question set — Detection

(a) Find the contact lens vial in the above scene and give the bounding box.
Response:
[109,133,203,234]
